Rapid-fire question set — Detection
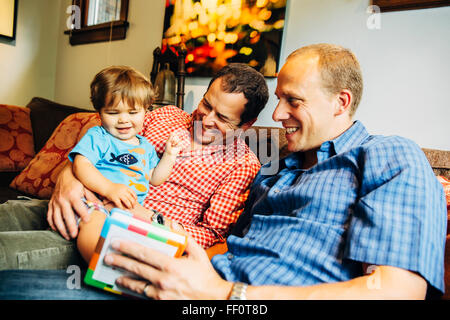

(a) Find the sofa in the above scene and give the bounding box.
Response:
[1,97,449,298]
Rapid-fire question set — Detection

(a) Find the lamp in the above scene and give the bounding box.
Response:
[150,44,187,110]
[154,63,176,106]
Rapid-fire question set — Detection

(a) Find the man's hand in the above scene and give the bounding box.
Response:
[47,163,99,240]
[104,234,233,300]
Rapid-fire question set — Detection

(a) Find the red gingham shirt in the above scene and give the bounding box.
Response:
[140,106,261,248]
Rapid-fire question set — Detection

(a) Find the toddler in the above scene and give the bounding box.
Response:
[69,66,181,211]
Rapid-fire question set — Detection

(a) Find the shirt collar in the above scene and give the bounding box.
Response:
[328,120,369,155]
[284,120,370,169]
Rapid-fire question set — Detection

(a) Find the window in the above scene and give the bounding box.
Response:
[64,0,129,45]
[87,0,121,26]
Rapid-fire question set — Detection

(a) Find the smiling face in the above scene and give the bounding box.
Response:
[273,53,343,154]
[190,77,251,147]
[99,99,146,145]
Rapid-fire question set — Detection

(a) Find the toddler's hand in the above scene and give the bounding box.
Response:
[165,131,184,157]
[106,183,137,210]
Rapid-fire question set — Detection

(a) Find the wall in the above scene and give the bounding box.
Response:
[54,0,165,109]
[276,0,450,150]
[34,1,450,150]
[0,0,60,106]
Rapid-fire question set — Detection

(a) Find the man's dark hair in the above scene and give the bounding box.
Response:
[207,63,269,126]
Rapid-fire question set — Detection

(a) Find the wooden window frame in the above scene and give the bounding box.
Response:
[64,0,129,46]
[372,0,450,12]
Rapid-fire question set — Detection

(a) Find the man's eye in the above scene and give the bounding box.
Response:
[202,101,212,110]
[287,97,301,106]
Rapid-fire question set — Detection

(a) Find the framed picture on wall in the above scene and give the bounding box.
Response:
[372,0,450,12]
[0,0,18,40]
[161,0,287,78]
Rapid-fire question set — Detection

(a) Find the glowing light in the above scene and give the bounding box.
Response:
[217,4,227,16]
[193,2,202,14]
[224,33,238,44]
[208,21,217,32]
[217,30,226,40]
[191,28,203,38]
[167,35,182,45]
[188,21,198,31]
[258,9,272,21]
[256,0,269,8]
[249,20,265,31]
[199,12,209,25]
[207,33,216,43]
[239,47,253,55]
[274,19,284,29]
[187,53,195,62]
[163,0,286,77]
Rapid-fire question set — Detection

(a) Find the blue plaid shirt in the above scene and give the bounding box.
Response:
[211,121,447,294]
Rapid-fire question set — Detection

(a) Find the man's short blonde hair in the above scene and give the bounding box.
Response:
[287,44,363,116]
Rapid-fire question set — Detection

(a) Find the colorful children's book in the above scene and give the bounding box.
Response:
[84,208,187,299]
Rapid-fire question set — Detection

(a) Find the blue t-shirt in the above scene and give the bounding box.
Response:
[212,121,447,295]
[68,126,159,204]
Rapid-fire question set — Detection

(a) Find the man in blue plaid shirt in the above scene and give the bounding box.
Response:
[21,44,444,300]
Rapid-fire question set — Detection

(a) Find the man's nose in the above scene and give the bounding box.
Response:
[202,111,216,127]
[272,101,289,122]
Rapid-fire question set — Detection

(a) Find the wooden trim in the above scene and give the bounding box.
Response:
[64,20,129,45]
[65,0,129,46]
[119,0,129,21]
[372,0,450,12]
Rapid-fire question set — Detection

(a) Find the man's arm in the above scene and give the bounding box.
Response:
[105,235,428,300]
[47,161,98,240]
[245,265,427,300]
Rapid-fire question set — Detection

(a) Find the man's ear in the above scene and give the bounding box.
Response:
[335,89,353,116]
[240,118,257,131]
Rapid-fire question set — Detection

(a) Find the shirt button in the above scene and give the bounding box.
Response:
[227,253,234,260]
[273,189,280,193]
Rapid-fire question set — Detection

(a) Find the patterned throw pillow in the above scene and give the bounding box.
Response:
[437,176,450,209]
[10,112,100,198]
[0,105,35,172]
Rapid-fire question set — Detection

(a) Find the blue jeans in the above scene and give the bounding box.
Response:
[0,269,127,300]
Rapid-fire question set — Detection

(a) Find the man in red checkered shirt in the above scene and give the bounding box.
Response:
[48,63,269,250]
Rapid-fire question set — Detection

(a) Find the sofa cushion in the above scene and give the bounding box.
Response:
[246,126,289,164]
[422,149,450,179]
[0,105,35,172]
[26,97,94,153]
[9,112,100,198]
[437,176,450,208]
